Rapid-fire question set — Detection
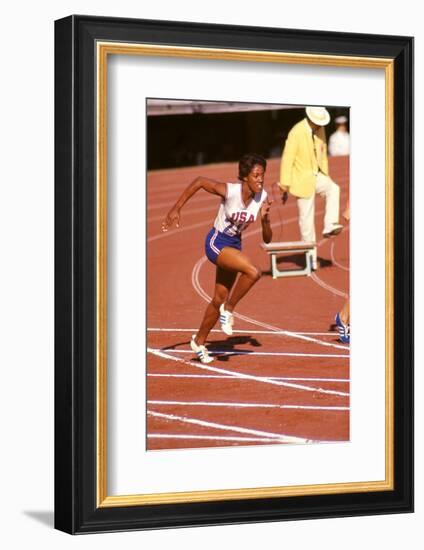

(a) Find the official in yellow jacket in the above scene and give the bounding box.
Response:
[279,106,343,270]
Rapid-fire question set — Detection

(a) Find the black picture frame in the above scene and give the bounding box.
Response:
[55,15,414,534]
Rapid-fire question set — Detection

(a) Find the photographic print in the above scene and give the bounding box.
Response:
[146,99,351,451]
[55,16,413,533]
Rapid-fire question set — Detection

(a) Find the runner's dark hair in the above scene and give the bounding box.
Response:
[238,153,267,180]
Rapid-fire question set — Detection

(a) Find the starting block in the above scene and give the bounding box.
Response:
[261,241,316,279]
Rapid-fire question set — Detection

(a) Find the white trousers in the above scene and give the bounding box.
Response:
[296,172,340,265]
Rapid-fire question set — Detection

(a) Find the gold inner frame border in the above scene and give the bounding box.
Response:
[96,42,394,508]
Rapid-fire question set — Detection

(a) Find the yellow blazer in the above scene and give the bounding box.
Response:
[279,118,329,199]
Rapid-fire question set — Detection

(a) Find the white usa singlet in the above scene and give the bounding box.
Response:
[214,182,267,237]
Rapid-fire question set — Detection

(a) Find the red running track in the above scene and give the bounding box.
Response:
[146,156,350,450]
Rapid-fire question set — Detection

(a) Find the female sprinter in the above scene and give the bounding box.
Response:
[162,153,272,364]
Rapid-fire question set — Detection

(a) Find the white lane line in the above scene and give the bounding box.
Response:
[239,194,348,245]
[149,204,217,223]
[148,159,348,194]
[157,348,348,358]
[148,348,349,397]
[148,327,338,336]
[310,272,348,298]
[151,185,347,240]
[192,256,349,351]
[147,410,316,443]
[150,219,212,242]
[148,434,283,443]
[148,400,349,411]
[152,175,311,202]
[330,239,350,272]
[148,374,350,382]
[148,183,309,221]
[154,208,306,244]
[147,170,307,200]
[147,193,219,211]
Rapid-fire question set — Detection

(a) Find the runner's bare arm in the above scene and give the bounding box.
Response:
[260,198,273,244]
[162,177,226,231]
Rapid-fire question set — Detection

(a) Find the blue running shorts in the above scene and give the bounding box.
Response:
[204,228,242,265]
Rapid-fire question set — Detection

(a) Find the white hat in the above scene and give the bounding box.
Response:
[305,106,330,126]
[335,115,348,124]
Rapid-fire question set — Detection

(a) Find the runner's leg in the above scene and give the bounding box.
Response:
[340,299,350,325]
[217,247,261,312]
[195,266,237,345]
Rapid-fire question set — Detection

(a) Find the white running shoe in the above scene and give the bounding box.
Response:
[190,335,214,364]
[219,304,234,336]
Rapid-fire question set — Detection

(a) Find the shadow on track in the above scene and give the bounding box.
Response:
[161,335,262,362]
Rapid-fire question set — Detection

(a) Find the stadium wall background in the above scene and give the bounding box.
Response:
[147,106,349,169]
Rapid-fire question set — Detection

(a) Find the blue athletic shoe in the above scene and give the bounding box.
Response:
[335,312,350,344]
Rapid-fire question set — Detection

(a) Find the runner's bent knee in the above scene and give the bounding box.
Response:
[211,287,229,309]
[246,264,261,281]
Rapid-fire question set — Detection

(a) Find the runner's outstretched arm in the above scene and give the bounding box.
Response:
[162,177,226,231]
